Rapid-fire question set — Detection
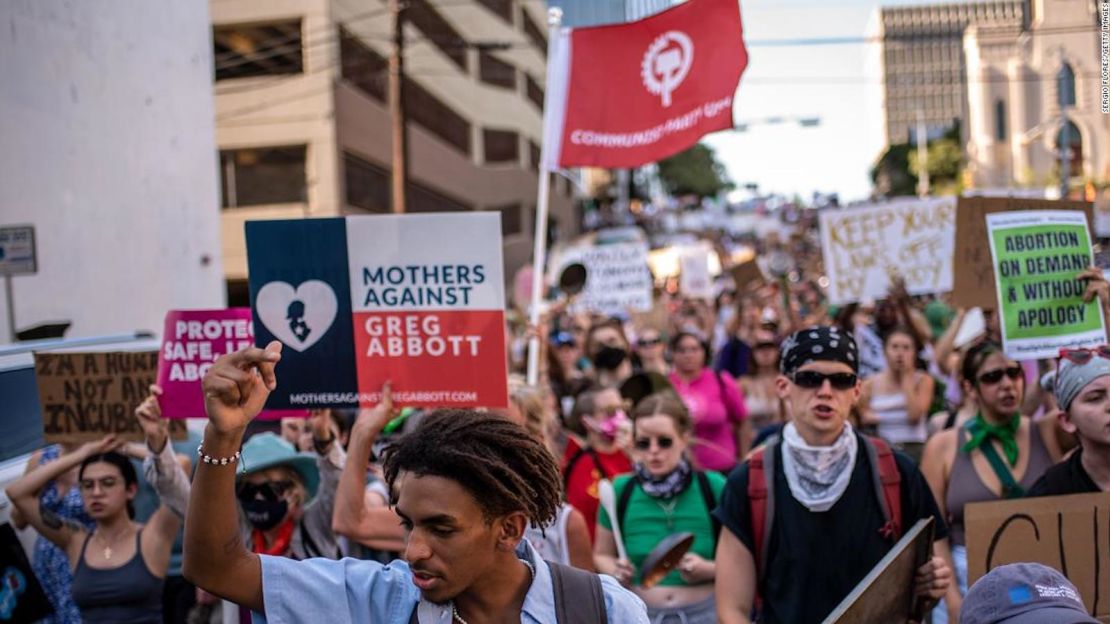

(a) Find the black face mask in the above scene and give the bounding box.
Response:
[241,498,289,531]
[592,346,628,370]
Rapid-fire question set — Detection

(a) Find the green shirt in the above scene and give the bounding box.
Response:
[597,472,726,586]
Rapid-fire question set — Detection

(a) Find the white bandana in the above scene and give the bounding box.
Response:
[780,422,857,512]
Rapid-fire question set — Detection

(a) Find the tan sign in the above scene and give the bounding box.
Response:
[731,260,765,292]
[35,351,185,443]
[952,197,1093,309]
[822,518,935,624]
[966,492,1110,621]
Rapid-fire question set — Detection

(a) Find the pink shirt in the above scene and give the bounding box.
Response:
[669,368,747,472]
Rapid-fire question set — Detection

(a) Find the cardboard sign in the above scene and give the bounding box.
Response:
[952,196,1094,309]
[679,247,713,300]
[730,259,765,292]
[966,492,1110,620]
[156,309,310,420]
[819,198,955,305]
[822,518,934,624]
[987,210,1105,359]
[556,242,653,316]
[35,351,186,443]
[246,214,508,409]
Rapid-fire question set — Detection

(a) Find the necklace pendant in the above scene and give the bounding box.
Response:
[103,546,112,560]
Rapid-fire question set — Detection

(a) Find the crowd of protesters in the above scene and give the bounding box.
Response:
[4,224,1110,624]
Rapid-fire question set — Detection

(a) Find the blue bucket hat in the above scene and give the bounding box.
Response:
[238,433,320,501]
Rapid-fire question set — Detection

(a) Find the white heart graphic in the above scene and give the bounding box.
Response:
[256,280,338,352]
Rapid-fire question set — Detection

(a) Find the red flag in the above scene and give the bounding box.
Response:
[542,0,748,169]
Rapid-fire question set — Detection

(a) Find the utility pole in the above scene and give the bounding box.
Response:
[389,0,408,213]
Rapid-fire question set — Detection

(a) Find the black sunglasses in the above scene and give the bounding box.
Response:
[633,436,675,451]
[790,370,858,390]
[638,337,663,347]
[977,365,1023,385]
[236,480,294,503]
[755,341,779,350]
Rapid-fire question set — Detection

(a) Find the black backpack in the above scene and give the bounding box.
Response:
[406,560,607,623]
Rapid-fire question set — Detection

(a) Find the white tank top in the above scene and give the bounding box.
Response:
[524,503,573,566]
[871,391,927,444]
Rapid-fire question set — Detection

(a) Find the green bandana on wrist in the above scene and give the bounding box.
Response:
[961,412,1021,466]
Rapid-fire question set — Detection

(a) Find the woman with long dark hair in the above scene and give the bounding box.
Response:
[7,425,183,623]
[919,341,1061,623]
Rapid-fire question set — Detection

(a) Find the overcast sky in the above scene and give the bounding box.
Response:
[703,0,975,204]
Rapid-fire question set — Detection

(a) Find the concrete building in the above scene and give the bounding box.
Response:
[876,1,1024,147]
[0,0,225,342]
[212,0,576,304]
[963,0,1107,193]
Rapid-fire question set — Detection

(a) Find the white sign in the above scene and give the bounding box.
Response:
[0,225,36,276]
[819,198,955,305]
[679,247,712,299]
[557,242,653,316]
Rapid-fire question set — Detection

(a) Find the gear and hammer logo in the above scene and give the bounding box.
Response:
[641,31,694,107]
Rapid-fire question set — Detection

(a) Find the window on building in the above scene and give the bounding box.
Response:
[994,99,1006,142]
[1057,62,1076,108]
[529,140,541,172]
[226,280,251,308]
[220,145,307,208]
[344,151,471,213]
[484,129,519,164]
[488,203,523,236]
[344,153,391,213]
[339,27,388,101]
[1056,120,1083,176]
[407,79,472,155]
[214,21,303,81]
[476,0,512,22]
[408,0,469,71]
[526,74,544,110]
[479,52,517,89]
[522,8,547,57]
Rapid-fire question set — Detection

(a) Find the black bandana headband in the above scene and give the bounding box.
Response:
[779,326,859,375]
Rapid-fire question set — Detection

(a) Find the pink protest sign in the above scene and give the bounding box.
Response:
[157,309,308,420]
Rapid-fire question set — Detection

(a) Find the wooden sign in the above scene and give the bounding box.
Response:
[966,492,1110,621]
[731,259,765,292]
[35,351,185,443]
[822,518,935,623]
[952,197,1093,309]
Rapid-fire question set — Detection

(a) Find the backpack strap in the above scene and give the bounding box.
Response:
[563,447,608,490]
[694,471,721,546]
[615,477,636,537]
[747,435,778,577]
[548,560,607,623]
[862,435,902,540]
[715,371,738,422]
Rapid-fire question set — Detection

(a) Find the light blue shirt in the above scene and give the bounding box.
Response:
[252,539,647,624]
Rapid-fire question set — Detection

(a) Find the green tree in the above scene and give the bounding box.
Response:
[657,143,733,199]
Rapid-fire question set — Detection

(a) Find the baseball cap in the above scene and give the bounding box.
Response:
[961,563,1098,624]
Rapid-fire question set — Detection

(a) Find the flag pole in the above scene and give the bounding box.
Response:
[526,7,564,387]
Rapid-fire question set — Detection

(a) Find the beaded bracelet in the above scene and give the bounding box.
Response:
[197,444,242,468]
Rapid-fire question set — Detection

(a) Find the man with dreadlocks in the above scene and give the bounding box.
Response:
[182,342,647,624]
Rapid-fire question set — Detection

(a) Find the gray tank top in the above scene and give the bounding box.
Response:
[945,420,1053,546]
[71,529,163,624]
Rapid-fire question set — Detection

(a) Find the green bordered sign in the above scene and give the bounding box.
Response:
[987,210,1105,359]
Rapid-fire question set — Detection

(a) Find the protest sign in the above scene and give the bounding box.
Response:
[952,196,1093,309]
[821,518,934,624]
[156,309,309,420]
[986,210,1105,359]
[818,198,955,305]
[966,492,1110,620]
[35,351,186,443]
[679,247,712,300]
[246,214,508,409]
[730,259,765,292]
[555,242,653,316]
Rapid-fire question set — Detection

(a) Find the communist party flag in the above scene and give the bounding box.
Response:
[541,0,748,169]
